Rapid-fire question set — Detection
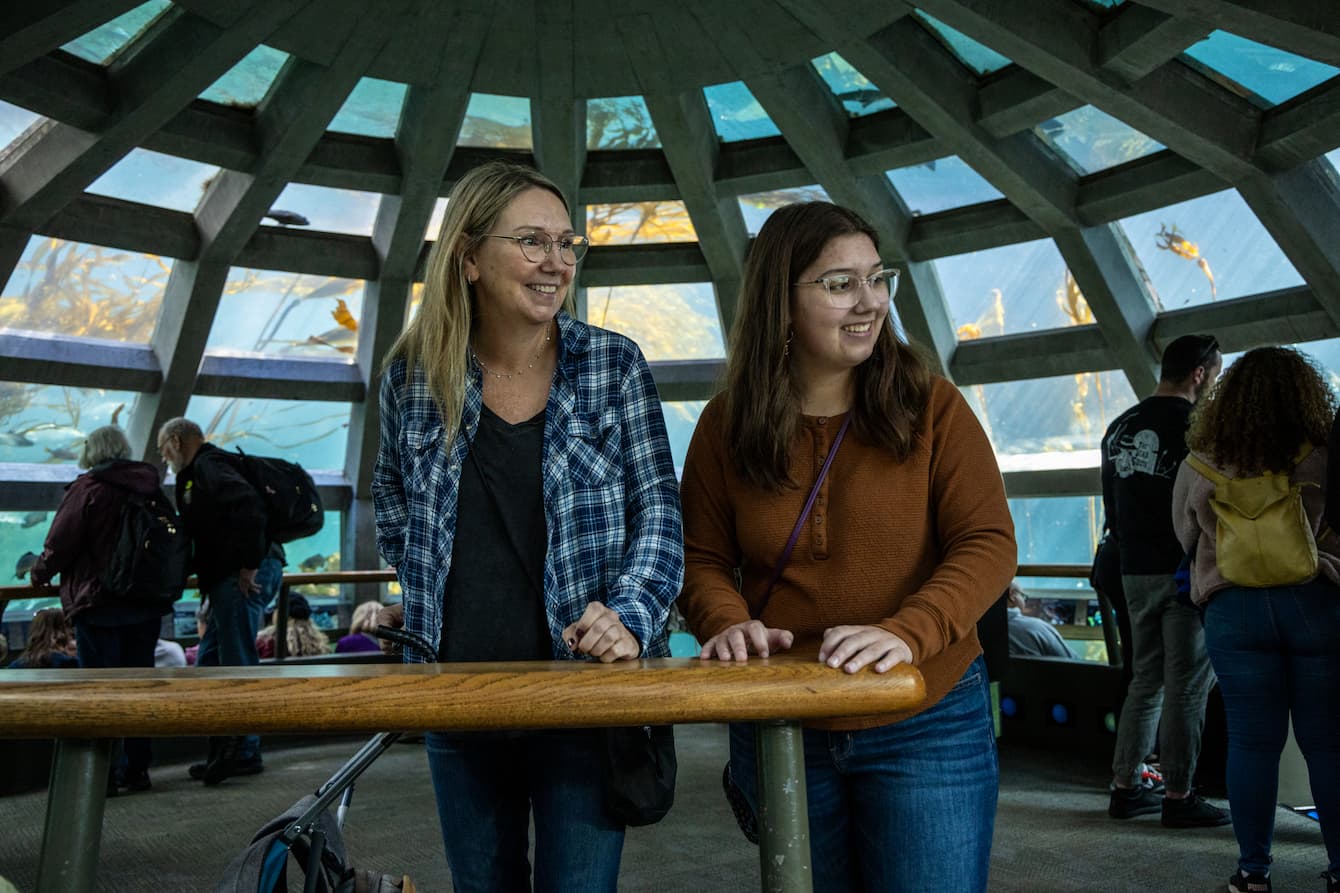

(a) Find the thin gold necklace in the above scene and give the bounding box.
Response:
[471,324,553,382]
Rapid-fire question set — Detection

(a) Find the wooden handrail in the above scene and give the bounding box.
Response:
[0,655,925,739]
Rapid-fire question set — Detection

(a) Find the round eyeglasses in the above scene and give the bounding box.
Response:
[793,268,900,308]
[483,232,590,265]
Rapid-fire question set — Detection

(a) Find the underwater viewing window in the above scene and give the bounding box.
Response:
[886,157,1004,216]
[962,371,1136,458]
[208,268,365,361]
[585,283,725,362]
[936,238,1085,336]
[702,82,780,141]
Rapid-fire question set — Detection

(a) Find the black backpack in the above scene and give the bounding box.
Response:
[100,485,190,610]
[230,448,324,544]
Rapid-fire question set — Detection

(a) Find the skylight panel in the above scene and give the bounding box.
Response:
[1034,106,1164,174]
[587,96,661,149]
[200,45,289,107]
[329,77,408,138]
[935,238,1082,337]
[885,157,1004,215]
[458,93,533,149]
[211,267,364,362]
[0,101,41,155]
[812,53,896,117]
[1182,31,1340,108]
[87,149,219,212]
[702,82,780,141]
[267,183,379,236]
[913,12,1012,75]
[737,185,831,236]
[585,283,725,361]
[587,202,697,245]
[61,1,171,64]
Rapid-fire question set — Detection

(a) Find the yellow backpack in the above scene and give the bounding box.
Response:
[1184,447,1319,588]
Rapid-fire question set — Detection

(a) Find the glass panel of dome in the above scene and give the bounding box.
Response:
[1183,31,1340,108]
[0,101,40,152]
[587,96,661,149]
[424,197,449,241]
[662,400,707,473]
[1,510,60,601]
[962,369,1136,457]
[458,93,533,149]
[586,283,725,361]
[1072,0,1126,7]
[2,237,168,342]
[937,238,1087,336]
[1010,496,1102,566]
[812,53,896,117]
[702,82,780,141]
[885,157,1005,215]
[329,77,408,138]
[0,385,140,464]
[1034,106,1164,174]
[182,396,350,471]
[208,267,363,360]
[913,12,1012,75]
[1119,189,1303,309]
[1329,148,1340,174]
[86,148,218,212]
[587,201,698,245]
[737,185,832,236]
[1296,337,1340,392]
[61,0,171,64]
[283,510,346,606]
[200,44,289,107]
[268,183,379,236]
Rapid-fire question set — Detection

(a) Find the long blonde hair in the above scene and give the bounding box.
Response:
[383,161,574,441]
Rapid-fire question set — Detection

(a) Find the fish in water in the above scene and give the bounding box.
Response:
[264,209,309,227]
[21,511,47,529]
[299,554,327,572]
[15,551,38,580]
[0,431,33,447]
[45,446,79,462]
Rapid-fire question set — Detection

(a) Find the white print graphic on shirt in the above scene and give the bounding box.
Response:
[1108,422,1177,480]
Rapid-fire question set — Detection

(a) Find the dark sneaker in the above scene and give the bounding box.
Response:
[1228,869,1271,892]
[188,761,208,781]
[201,736,240,786]
[1163,793,1232,828]
[1109,783,1162,819]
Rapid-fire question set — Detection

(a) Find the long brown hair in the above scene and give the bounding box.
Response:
[724,201,932,490]
[382,161,574,441]
[19,608,73,667]
[1186,346,1335,474]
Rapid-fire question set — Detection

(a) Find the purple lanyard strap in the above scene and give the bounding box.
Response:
[756,413,852,617]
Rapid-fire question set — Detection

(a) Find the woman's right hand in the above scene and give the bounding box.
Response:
[698,620,794,662]
[376,602,405,654]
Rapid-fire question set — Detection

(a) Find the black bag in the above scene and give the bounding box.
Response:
[231,448,324,543]
[602,724,677,826]
[100,487,189,609]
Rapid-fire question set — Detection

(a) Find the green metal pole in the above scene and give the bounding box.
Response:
[755,720,812,893]
[36,737,112,893]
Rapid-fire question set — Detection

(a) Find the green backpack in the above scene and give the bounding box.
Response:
[1185,446,1319,588]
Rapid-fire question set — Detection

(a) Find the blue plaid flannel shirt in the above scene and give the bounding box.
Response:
[372,312,683,662]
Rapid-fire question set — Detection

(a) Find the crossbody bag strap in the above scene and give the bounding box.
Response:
[754,413,851,619]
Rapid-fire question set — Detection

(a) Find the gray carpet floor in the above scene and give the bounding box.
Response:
[0,725,1330,891]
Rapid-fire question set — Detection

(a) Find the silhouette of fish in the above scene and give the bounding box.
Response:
[44,446,79,462]
[21,511,47,529]
[299,553,327,572]
[15,551,38,580]
[264,209,310,227]
[0,431,34,447]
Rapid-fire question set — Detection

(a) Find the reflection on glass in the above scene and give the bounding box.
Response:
[1034,106,1164,174]
[702,82,780,141]
[936,238,1082,335]
[182,395,350,471]
[586,283,725,362]
[913,12,1012,75]
[587,96,660,149]
[0,101,40,153]
[1119,189,1302,309]
[886,156,1004,215]
[587,201,697,245]
[662,401,707,473]
[424,197,449,241]
[1,237,168,342]
[737,185,831,235]
[209,268,363,361]
[61,1,171,64]
[200,45,289,107]
[1183,31,1339,108]
[267,182,379,236]
[87,148,219,212]
[458,93,533,149]
[329,77,408,138]
[811,53,896,116]
[962,371,1136,458]
[0,385,139,464]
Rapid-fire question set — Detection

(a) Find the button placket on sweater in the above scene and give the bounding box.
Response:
[812,418,830,559]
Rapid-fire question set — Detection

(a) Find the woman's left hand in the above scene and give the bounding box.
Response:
[563,602,640,663]
[818,626,913,674]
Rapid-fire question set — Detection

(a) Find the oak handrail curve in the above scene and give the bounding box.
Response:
[0,654,926,739]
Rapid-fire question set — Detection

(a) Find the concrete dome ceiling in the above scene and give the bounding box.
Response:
[1,0,1339,573]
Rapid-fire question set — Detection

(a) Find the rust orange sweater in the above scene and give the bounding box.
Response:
[678,378,1017,729]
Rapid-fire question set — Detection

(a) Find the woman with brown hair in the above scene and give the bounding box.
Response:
[8,608,78,669]
[1173,346,1340,893]
[678,201,1015,891]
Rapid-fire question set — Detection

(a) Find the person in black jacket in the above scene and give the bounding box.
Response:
[30,425,175,793]
[157,417,281,785]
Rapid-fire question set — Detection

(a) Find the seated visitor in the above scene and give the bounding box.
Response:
[255,594,330,658]
[1006,582,1078,659]
[335,601,384,653]
[8,608,79,669]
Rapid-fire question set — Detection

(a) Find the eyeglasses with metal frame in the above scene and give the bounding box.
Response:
[793,268,901,308]
[483,232,590,265]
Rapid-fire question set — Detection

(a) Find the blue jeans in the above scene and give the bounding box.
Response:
[424,729,624,893]
[1204,582,1340,877]
[1110,573,1216,793]
[196,556,282,759]
[729,656,998,893]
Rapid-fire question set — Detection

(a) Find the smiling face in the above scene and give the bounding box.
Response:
[788,232,889,381]
[463,187,574,330]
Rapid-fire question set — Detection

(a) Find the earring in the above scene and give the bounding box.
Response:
[784,328,793,359]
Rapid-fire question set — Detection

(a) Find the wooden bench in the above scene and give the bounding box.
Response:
[0,654,924,893]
